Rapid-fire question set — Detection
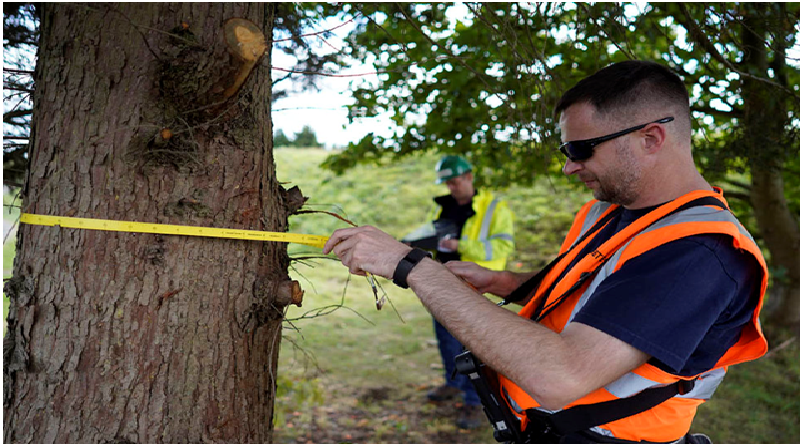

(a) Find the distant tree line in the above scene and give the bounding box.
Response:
[274,125,323,148]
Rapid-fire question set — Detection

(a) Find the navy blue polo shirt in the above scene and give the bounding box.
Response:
[569,206,762,376]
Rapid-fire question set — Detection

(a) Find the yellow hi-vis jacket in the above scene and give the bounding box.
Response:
[498,188,768,442]
[430,189,515,271]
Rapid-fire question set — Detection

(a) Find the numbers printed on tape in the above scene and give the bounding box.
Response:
[19,213,329,248]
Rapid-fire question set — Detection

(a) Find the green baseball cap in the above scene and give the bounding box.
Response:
[435,155,472,184]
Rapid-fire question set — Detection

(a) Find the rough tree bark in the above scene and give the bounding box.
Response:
[740,3,800,335]
[4,3,301,442]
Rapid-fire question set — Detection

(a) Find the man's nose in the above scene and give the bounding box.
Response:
[562,158,583,175]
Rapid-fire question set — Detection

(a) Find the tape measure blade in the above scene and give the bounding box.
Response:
[20,213,328,248]
[295,235,329,248]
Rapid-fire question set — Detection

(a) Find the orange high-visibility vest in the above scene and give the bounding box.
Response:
[498,188,768,442]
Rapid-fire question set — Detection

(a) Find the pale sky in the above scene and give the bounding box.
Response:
[270,57,391,148]
[270,15,393,149]
[269,4,471,148]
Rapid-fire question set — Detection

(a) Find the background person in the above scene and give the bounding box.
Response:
[324,60,767,443]
[404,155,514,429]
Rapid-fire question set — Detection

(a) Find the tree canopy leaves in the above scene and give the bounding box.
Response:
[3,3,38,188]
[274,126,324,148]
[324,3,799,192]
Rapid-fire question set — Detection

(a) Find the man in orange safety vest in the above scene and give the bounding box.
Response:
[324,60,767,443]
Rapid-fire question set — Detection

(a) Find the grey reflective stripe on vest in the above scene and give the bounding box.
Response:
[602,367,725,400]
[571,201,614,251]
[506,201,749,426]
[567,203,755,326]
[585,368,726,436]
[479,198,499,240]
[490,233,514,241]
[478,198,500,261]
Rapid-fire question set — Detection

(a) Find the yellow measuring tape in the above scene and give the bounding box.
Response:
[20,213,329,248]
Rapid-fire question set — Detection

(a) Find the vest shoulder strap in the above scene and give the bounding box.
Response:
[500,194,727,312]
[534,379,696,438]
[499,205,623,306]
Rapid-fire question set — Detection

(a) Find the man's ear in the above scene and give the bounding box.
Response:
[642,122,667,154]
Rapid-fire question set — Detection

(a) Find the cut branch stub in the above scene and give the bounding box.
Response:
[281,185,308,215]
[222,18,267,99]
[275,280,304,308]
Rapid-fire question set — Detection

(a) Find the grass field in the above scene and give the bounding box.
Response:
[3,149,798,443]
[3,191,21,333]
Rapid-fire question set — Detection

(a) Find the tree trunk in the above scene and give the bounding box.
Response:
[740,3,800,335]
[750,167,800,333]
[4,3,295,442]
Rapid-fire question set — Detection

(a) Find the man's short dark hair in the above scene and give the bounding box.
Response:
[555,60,690,118]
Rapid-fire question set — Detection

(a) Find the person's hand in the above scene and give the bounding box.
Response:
[438,237,459,252]
[323,226,412,279]
[444,261,498,294]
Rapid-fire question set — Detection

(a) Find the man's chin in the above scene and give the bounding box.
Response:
[593,190,606,202]
[592,188,614,204]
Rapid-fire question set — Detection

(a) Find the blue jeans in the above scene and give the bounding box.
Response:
[434,318,481,406]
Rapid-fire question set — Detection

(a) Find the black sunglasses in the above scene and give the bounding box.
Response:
[559,117,674,162]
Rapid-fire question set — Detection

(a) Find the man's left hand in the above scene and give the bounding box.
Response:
[323,226,412,278]
[439,238,459,252]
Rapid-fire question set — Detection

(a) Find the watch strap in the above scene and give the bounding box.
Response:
[392,248,432,289]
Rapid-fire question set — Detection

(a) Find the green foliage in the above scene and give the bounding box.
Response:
[274,126,324,148]
[3,192,20,269]
[274,128,292,147]
[3,3,38,189]
[4,192,21,334]
[325,3,583,187]
[327,2,800,211]
[292,125,323,148]
[271,2,351,97]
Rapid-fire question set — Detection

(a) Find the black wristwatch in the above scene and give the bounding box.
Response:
[392,248,432,289]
